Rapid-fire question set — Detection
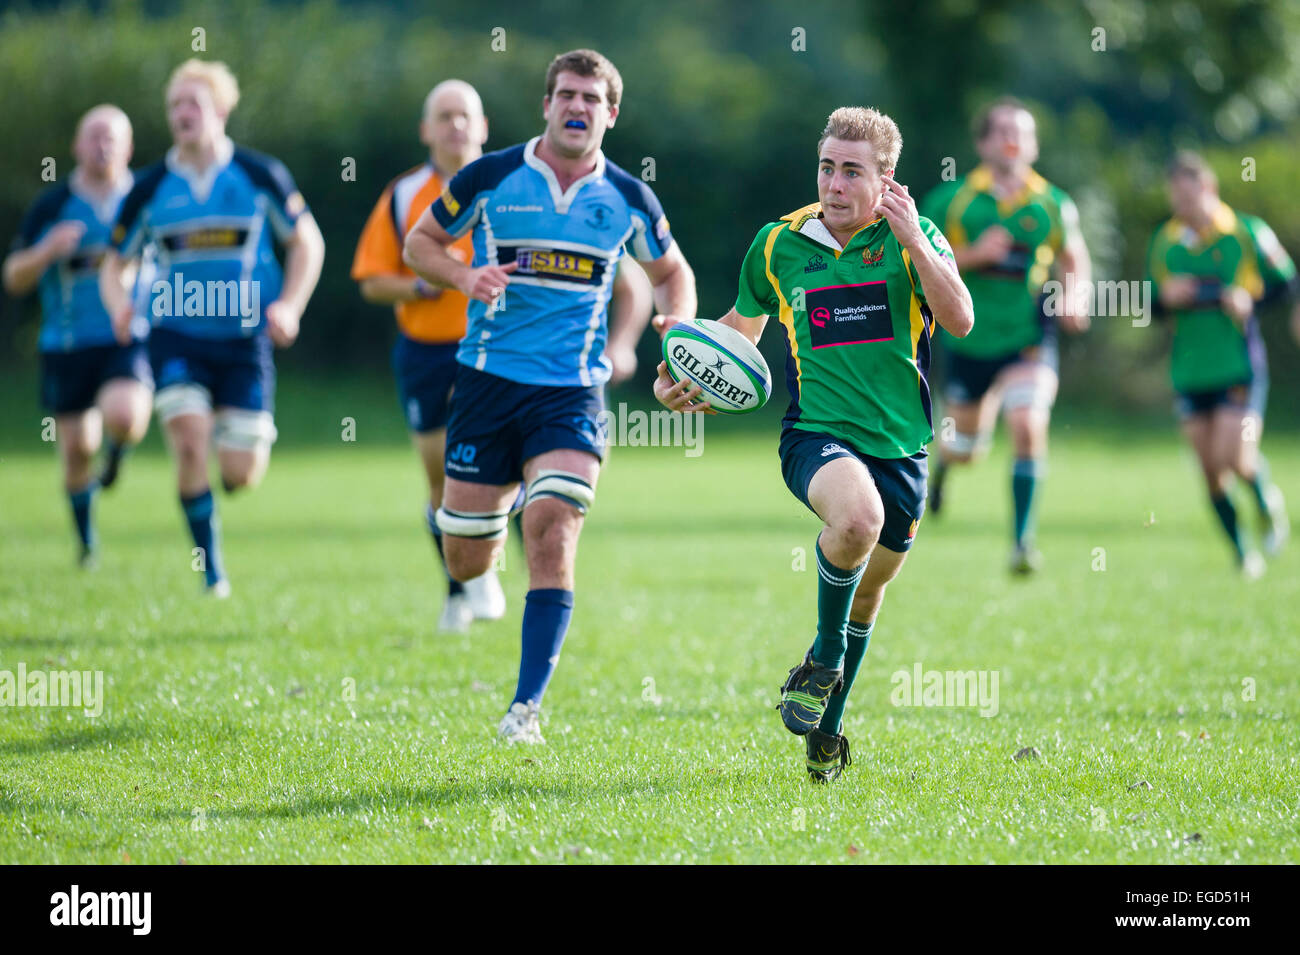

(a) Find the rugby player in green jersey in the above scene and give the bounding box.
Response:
[653,107,973,782]
[920,98,1092,573]
[1147,152,1299,577]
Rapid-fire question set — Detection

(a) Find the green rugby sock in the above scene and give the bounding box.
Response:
[1210,493,1245,559]
[1012,458,1043,547]
[819,620,872,735]
[810,540,865,670]
[1247,456,1272,517]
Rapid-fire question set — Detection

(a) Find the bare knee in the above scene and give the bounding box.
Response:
[528,502,578,557]
[828,505,883,563]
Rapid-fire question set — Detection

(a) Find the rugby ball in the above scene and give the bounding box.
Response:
[662,319,771,414]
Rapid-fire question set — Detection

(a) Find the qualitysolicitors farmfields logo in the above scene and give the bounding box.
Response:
[0,663,104,717]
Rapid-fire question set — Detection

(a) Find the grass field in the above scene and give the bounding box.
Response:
[2,389,1298,863]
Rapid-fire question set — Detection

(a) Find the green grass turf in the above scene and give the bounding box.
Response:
[1,407,1298,863]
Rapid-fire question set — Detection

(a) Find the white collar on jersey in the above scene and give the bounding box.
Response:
[524,136,606,215]
[794,215,843,252]
[165,135,236,203]
[69,168,133,225]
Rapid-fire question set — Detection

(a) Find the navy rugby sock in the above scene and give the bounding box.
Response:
[181,489,225,587]
[512,589,574,706]
[68,481,98,555]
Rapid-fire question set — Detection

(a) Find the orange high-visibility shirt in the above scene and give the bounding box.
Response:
[352,162,474,344]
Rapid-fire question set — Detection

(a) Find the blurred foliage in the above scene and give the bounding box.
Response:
[2,0,1299,418]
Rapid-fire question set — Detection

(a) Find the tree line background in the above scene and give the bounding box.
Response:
[2,0,1299,422]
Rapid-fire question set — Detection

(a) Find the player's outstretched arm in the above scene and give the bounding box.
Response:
[359,274,438,305]
[403,207,515,306]
[1055,209,1092,333]
[268,212,326,347]
[716,308,768,345]
[640,242,697,327]
[606,259,655,385]
[4,222,85,297]
[879,175,974,337]
[98,249,136,345]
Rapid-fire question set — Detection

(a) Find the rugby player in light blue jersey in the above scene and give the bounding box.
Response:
[4,105,153,566]
[405,49,697,743]
[100,59,325,597]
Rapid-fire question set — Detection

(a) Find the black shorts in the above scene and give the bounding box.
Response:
[1175,377,1268,419]
[443,365,606,485]
[41,341,153,415]
[944,327,1059,405]
[779,428,928,553]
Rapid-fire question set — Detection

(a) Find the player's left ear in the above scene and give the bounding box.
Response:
[606,102,618,128]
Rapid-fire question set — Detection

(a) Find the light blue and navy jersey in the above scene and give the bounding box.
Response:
[430,136,674,387]
[111,138,307,341]
[12,175,133,352]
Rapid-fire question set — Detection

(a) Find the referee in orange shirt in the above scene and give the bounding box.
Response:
[353,80,505,632]
[353,80,654,633]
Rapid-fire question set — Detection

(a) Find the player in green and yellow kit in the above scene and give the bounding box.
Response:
[921,98,1092,573]
[1148,152,1299,576]
[654,107,974,783]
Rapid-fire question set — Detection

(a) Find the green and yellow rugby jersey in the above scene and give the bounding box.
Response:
[921,165,1079,358]
[1146,200,1296,393]
[734,202,956,459]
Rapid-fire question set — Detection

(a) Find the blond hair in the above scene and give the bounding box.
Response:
[75,104,132,141]
[166,58,240,115]
[818,107,901,173]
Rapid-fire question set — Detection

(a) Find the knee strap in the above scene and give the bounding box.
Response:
[214,408,278,451]
[525,469,595,514]
[435,506,510,540]
[1003,380,1054,412]
[154,383,212,422]
[943,431,981,456]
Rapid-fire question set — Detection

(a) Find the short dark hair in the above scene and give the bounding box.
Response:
[545,49,623,110]
[972,96,1032,142]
